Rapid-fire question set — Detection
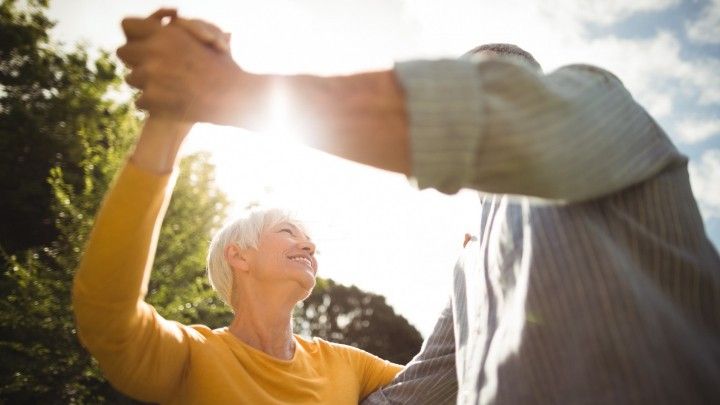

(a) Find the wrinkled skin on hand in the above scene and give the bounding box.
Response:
[117,9,252,126]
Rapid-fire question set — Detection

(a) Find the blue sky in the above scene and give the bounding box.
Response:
[581,0,720,244]
[594,0,720,246]
[49,0,720,335]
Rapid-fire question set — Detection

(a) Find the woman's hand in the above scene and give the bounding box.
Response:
[119,9,231,57]
[118,9,250,127]
[119,10,234,173]
[171,17,232,54]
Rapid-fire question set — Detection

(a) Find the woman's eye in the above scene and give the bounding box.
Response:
[280,228,294,235]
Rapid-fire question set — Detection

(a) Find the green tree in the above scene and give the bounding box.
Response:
[0,2,419,402]
[1,150,232,403]
[0,0,118,253]
[0,1,231,402]
[145,153,233,330]
[295,279,423,364]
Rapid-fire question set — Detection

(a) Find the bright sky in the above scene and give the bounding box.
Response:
[48,0,720,337]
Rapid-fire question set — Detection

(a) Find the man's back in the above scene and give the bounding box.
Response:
[364,57,720,405]
[456,161,720,403]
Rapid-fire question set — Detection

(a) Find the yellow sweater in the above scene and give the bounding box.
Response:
[72,162,402,404]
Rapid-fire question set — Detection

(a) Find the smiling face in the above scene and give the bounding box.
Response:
[241,221,318,300]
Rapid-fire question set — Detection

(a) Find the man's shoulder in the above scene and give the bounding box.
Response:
[555,63,623,86]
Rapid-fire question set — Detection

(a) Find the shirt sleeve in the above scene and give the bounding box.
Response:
[72,161,192,403]
[362,298,458,405]
[395,58,684,202]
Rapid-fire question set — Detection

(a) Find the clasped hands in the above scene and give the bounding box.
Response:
[117,9,262,127]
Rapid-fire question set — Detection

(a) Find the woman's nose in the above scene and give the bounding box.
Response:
[299,240,316,256]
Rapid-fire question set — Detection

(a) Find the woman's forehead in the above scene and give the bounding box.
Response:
[268,219,311,239]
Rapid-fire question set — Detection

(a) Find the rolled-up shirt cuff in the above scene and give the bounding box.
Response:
[394,59,484,195]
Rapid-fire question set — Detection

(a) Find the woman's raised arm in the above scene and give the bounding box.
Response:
[72,118,195,402]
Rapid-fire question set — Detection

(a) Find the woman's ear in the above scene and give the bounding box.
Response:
[225,244,250,273]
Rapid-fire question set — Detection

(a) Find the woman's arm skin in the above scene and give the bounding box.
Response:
[130,117,191,173]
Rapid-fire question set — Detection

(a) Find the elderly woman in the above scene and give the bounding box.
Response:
[72,116,402,404]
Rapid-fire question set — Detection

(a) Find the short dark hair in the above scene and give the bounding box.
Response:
[464,43,541,71]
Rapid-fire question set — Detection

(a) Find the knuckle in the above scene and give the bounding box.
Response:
[137,88,158,111]
[162,24,182,38]
[116,45,127,59]
[120,17,133,31]
[135,94,148,110]
[167,24,191,41]
[121,18,145,35]
[144,83,157,97]
[124,71,135,86]
[125,69,144,88]
[144,61,162,78]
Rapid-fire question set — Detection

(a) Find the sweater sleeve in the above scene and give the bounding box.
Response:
[72,161,192,403]
[345,346,403,401]
[395,58,684,202]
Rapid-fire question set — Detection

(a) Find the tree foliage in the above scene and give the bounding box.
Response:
[0,1,231,402]
[0,1,423,402]
[0,0,123,253]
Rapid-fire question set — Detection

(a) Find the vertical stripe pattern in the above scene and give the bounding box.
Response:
[363,58,720,404]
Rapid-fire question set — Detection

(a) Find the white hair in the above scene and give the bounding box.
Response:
[206,207,306,309]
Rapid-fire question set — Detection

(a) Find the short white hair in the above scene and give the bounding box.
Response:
[206,207,306,309]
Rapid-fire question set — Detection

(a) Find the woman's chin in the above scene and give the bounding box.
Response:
[297,279,316,301]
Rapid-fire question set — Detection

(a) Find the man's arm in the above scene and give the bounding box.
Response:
[117,14,411,175]
[395,59,683,201]
[362,299,458,405]
[118,11,682,202]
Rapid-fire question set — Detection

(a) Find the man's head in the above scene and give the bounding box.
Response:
[464,43,541,71]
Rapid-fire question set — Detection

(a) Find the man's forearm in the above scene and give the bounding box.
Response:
[118,16,410,175]
[275,71,410,175]
[222,70,412,176]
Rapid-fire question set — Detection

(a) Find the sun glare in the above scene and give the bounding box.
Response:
[264,80,298,140]
[173,2,463,336]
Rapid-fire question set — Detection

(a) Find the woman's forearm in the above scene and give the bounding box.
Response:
[130,117,192,173]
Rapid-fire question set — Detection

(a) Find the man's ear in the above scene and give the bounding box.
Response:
[225,244,250,273]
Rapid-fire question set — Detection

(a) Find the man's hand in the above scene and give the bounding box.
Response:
[117,10,257,126]
[117,9,410,175]
[172,18,232,54]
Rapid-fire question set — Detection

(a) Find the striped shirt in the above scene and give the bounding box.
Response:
[362,58,720,404]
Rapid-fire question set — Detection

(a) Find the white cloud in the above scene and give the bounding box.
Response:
[549,31,720,120]
[399,2,717,120]
[689,58,720,105]
[686,0,720,44]
[398,0,681,58]
[689,149,720,219]
[542,0,680,25]
[676,116,720,144]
